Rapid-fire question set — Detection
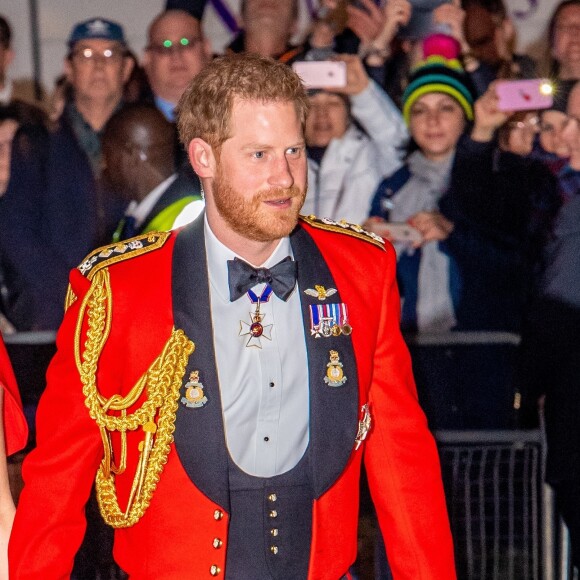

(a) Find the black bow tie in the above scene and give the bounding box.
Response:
[227,256,297,302]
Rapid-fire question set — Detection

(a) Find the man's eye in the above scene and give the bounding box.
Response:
[286,147,301,156]
[253,151,265,159]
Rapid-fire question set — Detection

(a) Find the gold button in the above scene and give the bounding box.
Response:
[213,509,223,521]
[268,493,277,502]
[270,546,279,555]
[269,510,278,518]
[212,538,223,549]
[210,564,221,576]
[270,528,279,536]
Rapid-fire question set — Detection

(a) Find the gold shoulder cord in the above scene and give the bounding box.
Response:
[74,268,195,528]
[300,214,386,250]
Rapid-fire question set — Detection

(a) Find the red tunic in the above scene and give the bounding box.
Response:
[0,334,27,456]
[10,220,455,579]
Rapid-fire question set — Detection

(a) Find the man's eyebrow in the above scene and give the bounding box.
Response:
[241,143,274,150]
[240,141,305,150]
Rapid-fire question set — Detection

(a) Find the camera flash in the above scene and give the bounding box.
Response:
[539,82,553,96]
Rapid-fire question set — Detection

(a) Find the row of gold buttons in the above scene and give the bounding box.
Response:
[268,492,278,555]
[210,510,225,576]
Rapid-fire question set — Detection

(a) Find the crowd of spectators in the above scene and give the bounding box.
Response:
[0,0,579,571]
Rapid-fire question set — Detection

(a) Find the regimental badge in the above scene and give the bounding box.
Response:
[181,370,208,408]
[324,350,347,387]
[355,403,372,450]
[309,302,352,338]
[304,285,337,301]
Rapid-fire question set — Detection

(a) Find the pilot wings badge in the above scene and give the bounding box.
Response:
[304,285,337,301]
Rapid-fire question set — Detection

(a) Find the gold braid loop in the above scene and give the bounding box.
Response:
[64,283,77,311]
[74,267,195,528]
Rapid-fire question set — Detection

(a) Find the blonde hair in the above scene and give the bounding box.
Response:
[177,53,309,151]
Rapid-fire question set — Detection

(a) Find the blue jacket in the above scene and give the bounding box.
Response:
[0,113,124,330]
[370,137,559,332]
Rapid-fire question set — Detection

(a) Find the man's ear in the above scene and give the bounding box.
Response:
[142,49,151,72]
[64,58,73,83]
[122,55,135,84]
[1,48,14,70]
[188,137,216,178]
[202,38,212,65]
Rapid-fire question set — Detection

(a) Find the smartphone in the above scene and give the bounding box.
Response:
[496,79,554,112]
[292,61,347,89]
[370,222,422,244]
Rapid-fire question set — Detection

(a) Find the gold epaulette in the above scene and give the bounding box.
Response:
[78,231,171,281]
[300,214,385,251]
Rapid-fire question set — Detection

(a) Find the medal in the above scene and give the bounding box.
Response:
[324,350,347,387]
[354,403,372,449]
[239,293,273,348]
[181,370,208,408]
[309,302,352,338]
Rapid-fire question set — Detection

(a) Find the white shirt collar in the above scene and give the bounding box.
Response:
[204,214,294,304]
[0,78,13,104]
[126,173,178,227]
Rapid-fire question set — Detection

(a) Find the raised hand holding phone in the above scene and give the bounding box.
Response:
[471,82,511,142]
[495,79,554,112]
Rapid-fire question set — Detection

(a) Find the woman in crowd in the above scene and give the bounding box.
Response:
[497,110,539,156]
[519,81,580,569]
[365,34,474,333]
[301,54,407,224]
[549,0,580,87]
[444,82,560,332]
[366,34,560,334]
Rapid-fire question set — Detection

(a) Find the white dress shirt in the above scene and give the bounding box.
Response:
[125,174,178,228]
[0,78,13,104]
[204,217,309,477]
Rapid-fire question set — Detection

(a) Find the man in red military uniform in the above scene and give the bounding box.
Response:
[10,54,455,579]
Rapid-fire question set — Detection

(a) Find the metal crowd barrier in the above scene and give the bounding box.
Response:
[435,429,549,580]
[3,330,57,345]
[4,330,574,579]
[404,331,570,580]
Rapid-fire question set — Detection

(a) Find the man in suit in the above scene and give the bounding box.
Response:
[102,103,203,241]
[0,17,132,331]
[143,9,211,123]
[10,54,455,579]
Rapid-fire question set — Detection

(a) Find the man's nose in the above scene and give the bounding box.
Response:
[268,156,294,189]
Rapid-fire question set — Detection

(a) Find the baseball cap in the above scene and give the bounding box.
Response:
[68,18,126,49]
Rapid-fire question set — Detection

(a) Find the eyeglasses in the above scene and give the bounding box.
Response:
[146,37,202,56]
[70,47,126,65]
[507,116,540,131]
